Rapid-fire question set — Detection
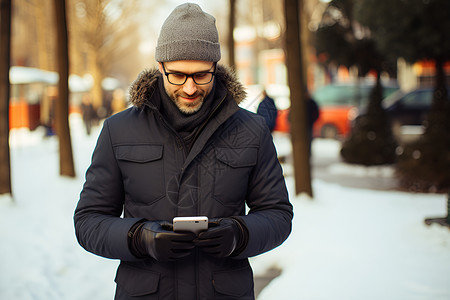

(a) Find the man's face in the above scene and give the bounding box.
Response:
[158,60,215,114]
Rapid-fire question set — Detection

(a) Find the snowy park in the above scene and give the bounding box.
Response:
[1,115,449,300]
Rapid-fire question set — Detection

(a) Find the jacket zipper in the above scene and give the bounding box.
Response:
[191,93,228,145]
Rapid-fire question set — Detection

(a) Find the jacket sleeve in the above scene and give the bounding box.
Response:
[74,120,141,261]
[235,121,293,259]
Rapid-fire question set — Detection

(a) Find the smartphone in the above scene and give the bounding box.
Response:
[173,216,208,235]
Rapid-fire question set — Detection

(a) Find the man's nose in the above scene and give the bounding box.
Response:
[183,77,198,95]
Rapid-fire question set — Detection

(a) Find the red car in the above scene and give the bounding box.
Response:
[274,82,399,138]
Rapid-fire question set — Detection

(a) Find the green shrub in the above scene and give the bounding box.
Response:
[395,92,450,192]
[340,83,398,166]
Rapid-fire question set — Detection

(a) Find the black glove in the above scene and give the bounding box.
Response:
[129,221,196,262]
[194,217,248,258]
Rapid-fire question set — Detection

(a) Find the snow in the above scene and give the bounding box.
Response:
[1,115,449,300]
[9,66,59,85]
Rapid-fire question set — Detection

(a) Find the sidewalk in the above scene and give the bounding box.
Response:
[253,134,450,299]
[273,133,400,192]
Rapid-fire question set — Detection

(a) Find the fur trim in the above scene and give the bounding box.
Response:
[128,68,160,108]
[128,64,247,108]
[216,65,247,105]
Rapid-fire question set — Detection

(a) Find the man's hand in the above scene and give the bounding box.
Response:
[130,221,196,262]
[194,218,245,258]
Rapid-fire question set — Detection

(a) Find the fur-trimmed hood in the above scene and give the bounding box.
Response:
[128,64,247,109]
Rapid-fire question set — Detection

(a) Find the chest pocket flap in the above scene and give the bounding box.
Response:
[115,144,163,163]
[215,147,257,168]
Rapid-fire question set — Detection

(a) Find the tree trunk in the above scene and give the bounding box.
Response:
[434,58,450,225]
[0,0,12,196]
[432,57,448,110]
[89,48,104,113]
[446,193,450,224]
[34,0,51,70]
[228,0,236,69]
[35,0,52,129]
[54,0,75,177]
[284,0,312,197]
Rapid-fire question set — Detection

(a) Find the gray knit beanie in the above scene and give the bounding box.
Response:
[155,3,221,62]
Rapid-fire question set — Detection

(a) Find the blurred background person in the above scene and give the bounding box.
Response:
[306,91,320,156]
[256,89,278,132]
[81,94,96,135]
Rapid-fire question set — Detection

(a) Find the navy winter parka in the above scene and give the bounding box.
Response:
[74,65,293,300]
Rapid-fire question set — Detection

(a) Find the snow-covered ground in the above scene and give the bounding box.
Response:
[1,115,449,300]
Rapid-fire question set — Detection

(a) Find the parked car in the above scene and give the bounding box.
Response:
[273,81,399,138]
[382,86,440,141]
[383,87,435,124]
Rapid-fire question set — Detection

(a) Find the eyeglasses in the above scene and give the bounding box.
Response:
[161,63,216,85]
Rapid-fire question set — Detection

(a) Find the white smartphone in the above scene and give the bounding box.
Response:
[173,216,208,235]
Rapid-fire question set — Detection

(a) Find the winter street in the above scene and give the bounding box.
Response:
[1,117,449,300]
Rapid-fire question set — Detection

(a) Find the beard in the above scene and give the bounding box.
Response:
[170,90,205,115]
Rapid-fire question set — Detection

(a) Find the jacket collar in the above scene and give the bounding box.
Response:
[128,64,247,109]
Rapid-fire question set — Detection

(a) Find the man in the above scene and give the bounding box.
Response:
[74,3,293,299]
[256,90,278,132]
[306,92,320,156]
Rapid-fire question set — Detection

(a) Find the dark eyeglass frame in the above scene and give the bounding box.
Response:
[161,62,216,85]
